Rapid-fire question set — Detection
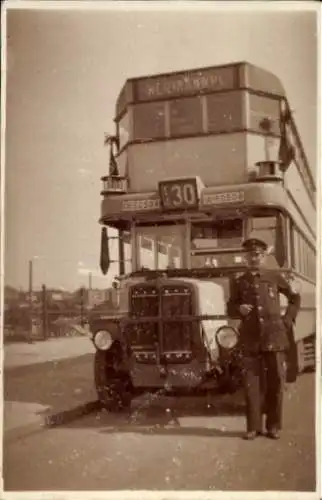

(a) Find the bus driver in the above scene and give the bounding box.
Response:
[227,238,301,440]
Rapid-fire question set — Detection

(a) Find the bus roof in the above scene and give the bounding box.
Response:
[115,61,286,118]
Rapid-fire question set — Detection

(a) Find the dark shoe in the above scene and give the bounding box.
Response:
[267,429,280,439]
[243,431,262,440]
[256,430,266,436]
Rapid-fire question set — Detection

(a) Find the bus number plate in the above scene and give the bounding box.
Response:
[159,179,199,210]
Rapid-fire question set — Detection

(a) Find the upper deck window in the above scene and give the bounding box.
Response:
[206,91,243,133]
[283,117,315,205]
[133,101,166,141]
[248,93,280,135]
[169,97,203,137]
[118,112,131,150]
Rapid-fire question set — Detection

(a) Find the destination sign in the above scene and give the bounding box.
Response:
[203,191,245,206]
[122,198,160,212]
[135,66,235,102]
[159,178,200,211]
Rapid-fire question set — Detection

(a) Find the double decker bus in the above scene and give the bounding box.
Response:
[90,62,316,410]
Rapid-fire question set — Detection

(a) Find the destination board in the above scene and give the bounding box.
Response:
[120,189,244,213]
[135,66,236,102]
[169,97,203,137]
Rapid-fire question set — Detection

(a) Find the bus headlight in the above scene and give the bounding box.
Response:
[94,330,113,351]
[216,326,238,350]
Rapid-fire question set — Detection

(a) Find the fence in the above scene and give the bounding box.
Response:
[4,286,90,343]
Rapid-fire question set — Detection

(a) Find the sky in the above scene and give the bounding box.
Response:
[4,3,318,291]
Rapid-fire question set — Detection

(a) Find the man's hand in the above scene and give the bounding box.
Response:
[282,315,293,330]
[239,304,253,316]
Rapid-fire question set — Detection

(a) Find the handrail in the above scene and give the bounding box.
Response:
[90,314,229,323]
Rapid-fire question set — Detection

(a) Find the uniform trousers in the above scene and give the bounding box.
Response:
[242,351,286,432]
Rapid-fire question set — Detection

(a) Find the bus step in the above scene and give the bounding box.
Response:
[303,341,315,367]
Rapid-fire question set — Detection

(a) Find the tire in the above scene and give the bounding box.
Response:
[216,365,243,394]
[94,349,133,412]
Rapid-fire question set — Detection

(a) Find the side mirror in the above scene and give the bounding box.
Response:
[100,227,110,275]
[275,213,286,267]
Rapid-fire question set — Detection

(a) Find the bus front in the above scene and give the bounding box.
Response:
[94,172,291,404]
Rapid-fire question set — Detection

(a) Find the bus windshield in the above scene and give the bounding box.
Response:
[191,209,284,269]
[134,208,286,271]
[136,224,185,270]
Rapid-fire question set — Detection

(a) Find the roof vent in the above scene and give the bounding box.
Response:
[253,160,284,183]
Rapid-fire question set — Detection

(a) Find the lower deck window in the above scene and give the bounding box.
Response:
[293,226,316,280]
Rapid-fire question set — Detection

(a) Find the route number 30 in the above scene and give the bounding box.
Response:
[159,180,198,210]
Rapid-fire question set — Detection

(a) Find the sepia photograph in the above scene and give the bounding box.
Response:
[1,1,320,498]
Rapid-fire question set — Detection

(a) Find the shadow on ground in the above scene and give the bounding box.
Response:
[55,372,313,440]
[58,388,249,439]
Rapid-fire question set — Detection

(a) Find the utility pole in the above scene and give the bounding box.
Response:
[28,259,34,343]
[42,284,48,340]
[80,286,85,327]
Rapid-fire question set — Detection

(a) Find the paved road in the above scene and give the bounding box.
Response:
[4,373,316,492]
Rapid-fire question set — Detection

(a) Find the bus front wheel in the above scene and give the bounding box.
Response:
[94,350,133,412]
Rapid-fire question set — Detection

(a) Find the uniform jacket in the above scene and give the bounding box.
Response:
[226,269,301,354]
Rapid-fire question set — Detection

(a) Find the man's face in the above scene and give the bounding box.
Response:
[245,249,266,268]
